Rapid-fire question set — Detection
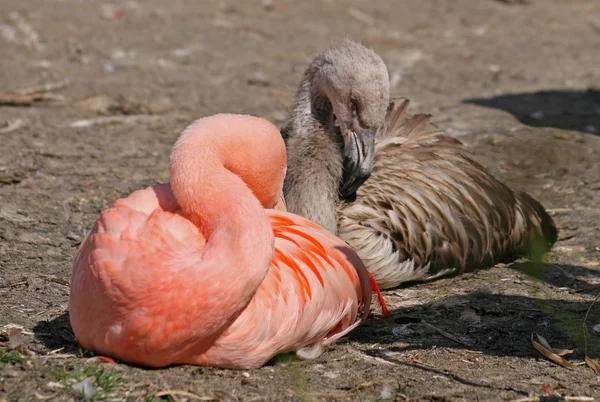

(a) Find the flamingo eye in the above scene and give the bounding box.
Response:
[351,100,365,128]
[350,100,359,118]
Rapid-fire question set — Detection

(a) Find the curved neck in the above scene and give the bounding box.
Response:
[169,124,274,337]
[286,64,334,138]
[281,64,342,235]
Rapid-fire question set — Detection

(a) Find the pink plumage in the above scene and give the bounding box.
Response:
[69,114,386,369]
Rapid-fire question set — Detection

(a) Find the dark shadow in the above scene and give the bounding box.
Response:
[463,89,600,134]
[33,311,80,354]
[352,261,600,363]
[350,291,600,362]
[387,261,600,298]
[510,261,600,297]
[32,312,185,370]
[490,0,529,4]
[336,236,600,363]
[32,261,600,370]
[362,350,530,396]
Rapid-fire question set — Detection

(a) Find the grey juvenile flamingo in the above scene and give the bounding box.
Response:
[281,40,558,289]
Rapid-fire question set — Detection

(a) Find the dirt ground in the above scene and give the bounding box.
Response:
[1,0,599,400]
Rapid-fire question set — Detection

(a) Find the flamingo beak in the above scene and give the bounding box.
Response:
[339,129,376,201]
[273,194,287,211]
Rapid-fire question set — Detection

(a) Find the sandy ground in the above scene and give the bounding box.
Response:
[1,0,600,400]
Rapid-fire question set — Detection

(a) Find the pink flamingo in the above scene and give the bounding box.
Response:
[69,114,388,369]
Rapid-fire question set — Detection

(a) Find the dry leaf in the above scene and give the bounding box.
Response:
[535,333,574,356]
[585,356,600,376]
[531,334,574,368]
[7,327,24,349]
[555,349,575,357]
[34,391,56,400]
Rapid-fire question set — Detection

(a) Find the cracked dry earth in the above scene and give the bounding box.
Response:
[1,0,600,401]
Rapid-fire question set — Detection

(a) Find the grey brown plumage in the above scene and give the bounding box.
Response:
[337,98,558,288]
[281,41,558,290]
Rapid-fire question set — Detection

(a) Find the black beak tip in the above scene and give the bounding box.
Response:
[338,129,376,202]
[340,191,357,203]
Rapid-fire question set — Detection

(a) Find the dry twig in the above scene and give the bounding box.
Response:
[15,80,70,96]
[421,320,472,347]
[155,390,212,401]
[512,397,594,402]
[0,119,26,134]
[33,392,56,400]
[0,80,69,107]
[39,354,77,360]
[583,290,600,375]
[0,93,64,106]
[64,115,163,128]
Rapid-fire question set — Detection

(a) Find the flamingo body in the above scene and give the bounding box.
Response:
[280,41,557,290]
[69,114,374,369]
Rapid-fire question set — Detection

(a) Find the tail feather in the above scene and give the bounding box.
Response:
[377,98,410,141]
[376,98,440,143]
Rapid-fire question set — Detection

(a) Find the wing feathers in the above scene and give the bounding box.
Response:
[339,99,557,289]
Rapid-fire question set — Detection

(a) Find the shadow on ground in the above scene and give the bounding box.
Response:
[33,312,79,354]
[348,261,600,362]
[350,291,600,359]
[512,261,600,297]
[463,89,600,134]
[391,261,600,297]
[33,262,600,367]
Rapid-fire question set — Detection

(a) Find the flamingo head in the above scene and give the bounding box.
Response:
[309,40,390,201]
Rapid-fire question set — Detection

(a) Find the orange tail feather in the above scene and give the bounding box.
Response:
[367,271,391,317]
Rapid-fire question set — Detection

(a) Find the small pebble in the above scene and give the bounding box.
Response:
[262,0,273,11]
[392,325,412,337]
[554,246,585,253]
[103,60,115,73]
[529,110,544,120]
[72,377,95,399]
[380,383,397,400]
[247,71,270,87]
[487,64,501,73]
[459,308,481,325]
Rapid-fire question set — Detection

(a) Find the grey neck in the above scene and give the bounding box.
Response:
[281,64,343,235]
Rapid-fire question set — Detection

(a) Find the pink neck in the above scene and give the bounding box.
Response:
[169,121,274,339]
